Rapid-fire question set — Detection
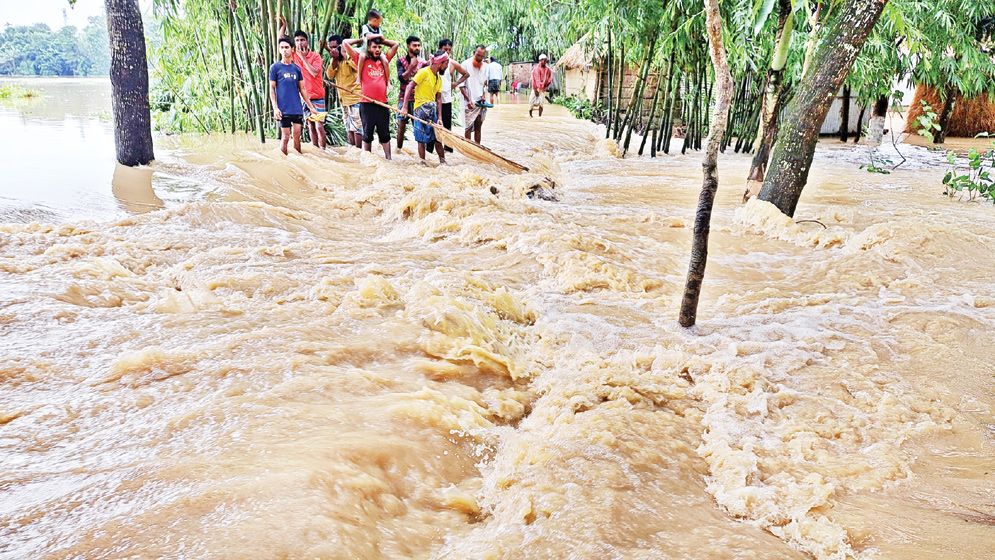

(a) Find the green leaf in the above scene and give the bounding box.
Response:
[751,0,777,36]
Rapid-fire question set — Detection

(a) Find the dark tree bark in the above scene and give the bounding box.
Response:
[105,0,154,166]
[873,95,888,117]
[853,104,866,143]
[936,85,957,144]
[679,0,734,328]
[838,86,851,142]
[744,0,793,201]
[758,0,888,217]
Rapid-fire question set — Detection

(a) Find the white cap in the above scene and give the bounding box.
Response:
[538,54,548,60]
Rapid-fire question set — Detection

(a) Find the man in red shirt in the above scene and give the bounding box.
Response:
[530,54,554,118]
[278,18,327,149]
[343,35,400,159]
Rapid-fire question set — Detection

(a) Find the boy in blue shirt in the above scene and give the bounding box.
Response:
[269,37,318,155]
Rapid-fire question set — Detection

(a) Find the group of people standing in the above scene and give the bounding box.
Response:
[268,10,554,162]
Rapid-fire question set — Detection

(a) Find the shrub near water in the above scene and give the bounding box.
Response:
[0,85,38,100]
[552,94,597,121]
[943,137,995,204]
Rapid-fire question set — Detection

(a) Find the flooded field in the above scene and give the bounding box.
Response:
[1,83,993,559]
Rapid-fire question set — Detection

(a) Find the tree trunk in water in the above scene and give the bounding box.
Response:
[679,0,734,328]
[104,0,154,166]
[743,0,793,202]
[936,85,957,144]
[758,0,888,217]
[838,86,851,142]
[866,95,888,144]
[853,105,866,143]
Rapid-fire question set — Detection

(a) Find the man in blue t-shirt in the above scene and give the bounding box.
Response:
[269,37,318,155]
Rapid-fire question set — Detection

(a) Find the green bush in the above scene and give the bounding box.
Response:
[552,94,597,121]
[942,137,995,204]
[914,99,942,143]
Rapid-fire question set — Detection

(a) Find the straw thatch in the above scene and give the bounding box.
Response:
[556,32,604,70]
[905,85,995,137]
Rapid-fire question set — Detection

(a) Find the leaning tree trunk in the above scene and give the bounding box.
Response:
[105,0,154,166]
[758,0,888,217]
[678,0,735,328]
[744,0,794,202]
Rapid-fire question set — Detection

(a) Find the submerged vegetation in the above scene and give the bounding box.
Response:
[0,85,39,100]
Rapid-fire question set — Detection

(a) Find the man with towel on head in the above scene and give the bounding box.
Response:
[530,54,553,118]
[402,51,449,164]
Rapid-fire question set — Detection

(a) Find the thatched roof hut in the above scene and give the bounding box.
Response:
[556,33,602,71]
[905,85,995,137]
[556,33,605,100]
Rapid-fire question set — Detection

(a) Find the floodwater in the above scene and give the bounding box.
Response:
[0,78,208,222]
[1,81,993,560]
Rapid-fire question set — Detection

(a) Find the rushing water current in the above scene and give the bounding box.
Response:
[1,84,993,560]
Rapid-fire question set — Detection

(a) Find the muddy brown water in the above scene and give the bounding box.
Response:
[1,82,993,559]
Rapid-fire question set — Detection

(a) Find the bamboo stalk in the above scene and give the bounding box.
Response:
[613,43,625,141]
[621,34,658,154]
[639,57,668,156]
[232,2,266,142]
[605,29,614,138]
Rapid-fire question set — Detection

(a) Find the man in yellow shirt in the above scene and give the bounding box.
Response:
[402,51,448,164]
[325,35,363,148]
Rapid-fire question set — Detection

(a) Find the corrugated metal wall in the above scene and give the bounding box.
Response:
[820,93,870,135]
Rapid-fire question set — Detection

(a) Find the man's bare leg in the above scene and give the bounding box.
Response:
[417,142,426,160]
[363,141,372,152]
[381,142,391,160]
[435,140,446,163]
[397,120,407,149]
[473,117,482,143]
[312,121,327,149]
[308,121,318,147]
[292,123,303,153]
[280,127,291,155]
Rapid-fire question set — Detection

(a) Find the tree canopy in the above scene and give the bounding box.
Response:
[0,17,110,77]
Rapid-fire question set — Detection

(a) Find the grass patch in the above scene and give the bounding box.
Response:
[0,85,39,100]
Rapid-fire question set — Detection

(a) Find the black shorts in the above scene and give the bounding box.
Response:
[280,114,303,128]
[487,79,500,94]
[359,102,390,145]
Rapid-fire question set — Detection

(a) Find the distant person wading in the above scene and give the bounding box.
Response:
[486,56,503,105]
[530,54,553,118]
